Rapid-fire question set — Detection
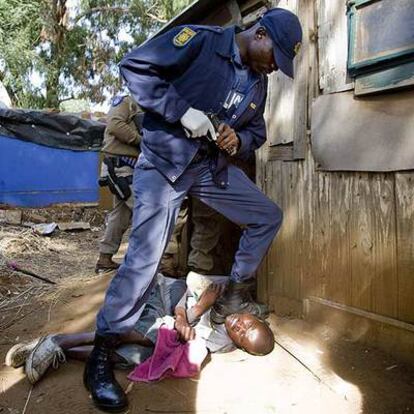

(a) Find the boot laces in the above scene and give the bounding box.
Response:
[94,350,115,382]
[52,348,66,369]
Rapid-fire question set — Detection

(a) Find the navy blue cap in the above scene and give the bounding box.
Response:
[260,8,303,78]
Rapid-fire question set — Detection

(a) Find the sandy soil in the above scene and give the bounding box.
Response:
[1,213,414,414]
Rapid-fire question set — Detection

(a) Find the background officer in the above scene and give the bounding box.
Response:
[96,95,141,273]
[98,95,187,277]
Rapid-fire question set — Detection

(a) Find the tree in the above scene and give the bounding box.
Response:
[0,0,45,108]
[0,0,193,109]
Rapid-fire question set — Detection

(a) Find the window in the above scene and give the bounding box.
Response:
[347,0,414,95]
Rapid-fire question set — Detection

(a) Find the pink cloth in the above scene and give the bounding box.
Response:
[128,326,208,383]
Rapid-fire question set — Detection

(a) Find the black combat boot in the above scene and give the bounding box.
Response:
[210,279,269,324]
[83,334,128,413]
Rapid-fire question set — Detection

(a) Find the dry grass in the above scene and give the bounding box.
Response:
[0,227,68,256]
[0,209,104,332]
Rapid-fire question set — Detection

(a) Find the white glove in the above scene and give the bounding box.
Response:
[180,107,216,140]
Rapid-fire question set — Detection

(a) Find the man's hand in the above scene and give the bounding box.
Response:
[174,308,196,342]
[216,123,240,156]
[193,283,225,317]
[180,107,216,139]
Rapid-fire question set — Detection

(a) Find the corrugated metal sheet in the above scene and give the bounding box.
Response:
[311,90,414,172]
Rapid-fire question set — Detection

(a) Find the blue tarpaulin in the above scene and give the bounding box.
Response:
[0,109,104,207]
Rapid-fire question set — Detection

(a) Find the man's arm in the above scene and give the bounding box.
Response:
[106,98,141,146]
[174,284,224,342]
[216,85,268,159]
[235,96,268,160]
[119,27,207,124]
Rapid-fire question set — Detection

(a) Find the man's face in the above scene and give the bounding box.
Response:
[225,313,273,355]
[246,28,278,75]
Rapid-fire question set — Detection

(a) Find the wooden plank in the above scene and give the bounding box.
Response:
[267,144,294,161]
[265,0,298,145]
[349,173,374,312]
[257,250,269,305]
[227,0,243,25]
[268,294,302,317]
[306,296,414,333]
[256,159,269,304]
[277,160,293,300]
[293,159,307,305]
[266,71,295,145]
[304,297,414,365]
[327,172,352,305]
[318,0,353,93]
[241,5,268,25]
[292,0,313,159]
[267,161,285,305]
[281,161,301,301]
[239,0,267,14]
[371,174,398,318]
[315,170,331,300]
[395,171,414,324]
[301,144,320,300]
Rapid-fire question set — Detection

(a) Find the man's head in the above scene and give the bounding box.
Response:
[238,8,302,78]
[225,313,275,355]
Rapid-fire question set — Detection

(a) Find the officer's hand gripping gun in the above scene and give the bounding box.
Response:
[182,112,237,156]
[206,113,237,156]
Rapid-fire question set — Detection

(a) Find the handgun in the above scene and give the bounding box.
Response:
[206,113,237,156]
[182,113,237,156]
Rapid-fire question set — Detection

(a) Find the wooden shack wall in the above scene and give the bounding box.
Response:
[256,0,414,359]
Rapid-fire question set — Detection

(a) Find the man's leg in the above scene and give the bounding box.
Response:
[188,197,223,274]
[85,164,190,412]
[189,163,282,322]
[65,331,152,362]
[159,204,188,277]
[96,194,133,273]
[22,330,153,384]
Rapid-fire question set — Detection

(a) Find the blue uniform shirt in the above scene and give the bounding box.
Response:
[220,34,255,122]
[120,25,268,187]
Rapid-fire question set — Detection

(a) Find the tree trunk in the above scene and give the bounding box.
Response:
[44,0,68,109]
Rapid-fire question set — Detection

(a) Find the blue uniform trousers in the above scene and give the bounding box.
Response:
[96,157,283,335]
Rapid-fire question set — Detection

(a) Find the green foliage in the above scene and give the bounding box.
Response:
[0,0,193,109]
[0,0,45,107]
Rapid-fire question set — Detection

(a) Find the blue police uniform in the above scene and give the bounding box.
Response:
[96,25,283,335]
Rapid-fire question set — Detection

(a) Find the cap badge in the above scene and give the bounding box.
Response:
[294,42,302,55]
[173,27,197,47]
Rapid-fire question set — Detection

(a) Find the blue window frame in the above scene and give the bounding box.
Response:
[348,0,414,75]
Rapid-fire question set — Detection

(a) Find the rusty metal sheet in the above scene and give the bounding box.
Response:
[311,90,414,171]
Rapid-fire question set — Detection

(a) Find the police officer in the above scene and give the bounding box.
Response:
[98,95,188,277]
[84,9,302,412]
[96,95,141,273]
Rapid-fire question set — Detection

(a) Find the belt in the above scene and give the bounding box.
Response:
[109,156,137,169]
[191,142,216,164]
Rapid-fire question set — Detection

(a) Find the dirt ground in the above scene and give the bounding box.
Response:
[1,208,414,414]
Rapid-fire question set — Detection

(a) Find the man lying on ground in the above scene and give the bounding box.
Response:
[5,273,274,384]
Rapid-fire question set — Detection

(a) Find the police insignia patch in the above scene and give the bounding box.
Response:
[173,27,196,47]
